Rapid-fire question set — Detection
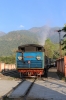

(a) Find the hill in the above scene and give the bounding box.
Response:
[0,30,38,56]
[29,26,65,43]
[0,26,65,56]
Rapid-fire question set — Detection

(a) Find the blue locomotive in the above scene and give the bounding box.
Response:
[16,44,48,76]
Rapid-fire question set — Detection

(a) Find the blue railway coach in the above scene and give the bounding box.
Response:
[16,44,45,76]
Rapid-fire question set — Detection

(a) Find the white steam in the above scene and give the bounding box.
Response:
[36,25,50,46]
[21,25,50,46]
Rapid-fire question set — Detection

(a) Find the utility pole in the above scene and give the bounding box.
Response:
[57,30,62,57]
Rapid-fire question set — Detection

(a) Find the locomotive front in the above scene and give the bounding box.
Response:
[16,44,45,76]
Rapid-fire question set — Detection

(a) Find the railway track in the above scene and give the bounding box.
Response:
[1,68,66,100]
[2,77,37,100]
[0,69,54,100]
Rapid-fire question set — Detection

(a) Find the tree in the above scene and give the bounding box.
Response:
[62,25,66,51]
[44,39,59,58]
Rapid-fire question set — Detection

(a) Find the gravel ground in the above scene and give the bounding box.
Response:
[0,80,21,98]
[0,71,20,80]
[0,71,21,98]
[27,79,66,100]
[48,67,59,79]
[27,67,66,100]
[0,73,14,80]
[0,67,66,100]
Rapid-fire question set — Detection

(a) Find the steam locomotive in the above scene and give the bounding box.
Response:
[16,44,48,77]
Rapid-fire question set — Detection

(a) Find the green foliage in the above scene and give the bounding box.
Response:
[0,27,66,58]
[44,39,59,59]
[62,25,66,51]
[62,25,66,32]
[44,39,66,58]
[0,56,15,64]
[0,38,65,64]
[0,27,65,56]
[0,30,38,56]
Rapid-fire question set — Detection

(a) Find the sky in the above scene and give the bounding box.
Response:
[0,0,66,33]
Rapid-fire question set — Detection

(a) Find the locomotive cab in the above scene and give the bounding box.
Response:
[18,44,44,52]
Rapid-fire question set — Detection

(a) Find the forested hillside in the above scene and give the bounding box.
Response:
[0,30,38,56]
[0,26,65,56]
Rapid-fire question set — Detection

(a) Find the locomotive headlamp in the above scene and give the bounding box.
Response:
[36,56,41,60]
[18,56,22,60]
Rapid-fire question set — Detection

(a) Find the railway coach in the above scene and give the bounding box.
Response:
[16,44,47,77]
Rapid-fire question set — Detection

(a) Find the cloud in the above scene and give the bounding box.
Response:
[19,25,24,28]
